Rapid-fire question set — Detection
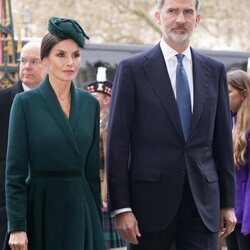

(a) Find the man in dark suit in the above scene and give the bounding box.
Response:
[106,0,237,249]
[0,41,47,248]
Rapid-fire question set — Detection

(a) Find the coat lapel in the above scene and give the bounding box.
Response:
[69,83,80,131]
[143,44,183,138]
[38,76,80,153]
[190,49,210,133]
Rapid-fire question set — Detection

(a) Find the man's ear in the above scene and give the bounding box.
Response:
[155,11,161,25]
[195,14,201,28]
[104,96,111,105]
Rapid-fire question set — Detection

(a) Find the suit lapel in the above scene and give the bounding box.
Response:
[38,76,80,154]
[143,44,183,138]
[11,81,23,99]
[191,49,210,133]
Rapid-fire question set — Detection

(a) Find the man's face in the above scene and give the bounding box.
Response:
[19,44,47,88]
[91,92,110,111]
[155,0,200,47]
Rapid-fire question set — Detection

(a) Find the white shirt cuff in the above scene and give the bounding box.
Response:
[111,208,132,217]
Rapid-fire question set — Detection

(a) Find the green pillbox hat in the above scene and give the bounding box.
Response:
[48,17,89,48]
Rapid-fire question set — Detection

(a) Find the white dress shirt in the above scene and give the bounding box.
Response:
[160,38,194,111]
[22,82,31,92]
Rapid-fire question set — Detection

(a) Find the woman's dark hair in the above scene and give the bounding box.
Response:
[41,33,63,60]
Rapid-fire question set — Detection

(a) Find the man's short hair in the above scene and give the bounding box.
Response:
[157,0,201,12]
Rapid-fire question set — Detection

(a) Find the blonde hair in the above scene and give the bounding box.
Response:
[227,69,250,167]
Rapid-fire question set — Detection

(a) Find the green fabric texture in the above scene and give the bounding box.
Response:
[4,77,105,250]
[48,16,89,48]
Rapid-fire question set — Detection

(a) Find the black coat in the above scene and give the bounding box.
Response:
[0,81,23,248]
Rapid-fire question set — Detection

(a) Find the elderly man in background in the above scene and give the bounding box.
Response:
[0,41,47,248]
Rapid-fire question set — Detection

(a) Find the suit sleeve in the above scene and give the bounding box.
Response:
[106,60,136,211]
[0,88,12,158]
[5,94,29,233]
[212,65,235,209]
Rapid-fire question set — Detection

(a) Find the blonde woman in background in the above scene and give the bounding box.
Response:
[226,69,250,250]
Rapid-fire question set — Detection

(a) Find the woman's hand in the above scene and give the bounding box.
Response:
[102,200,108,212]
[9,231,28,250]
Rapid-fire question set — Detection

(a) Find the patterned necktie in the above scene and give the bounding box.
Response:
[176,54,192,141]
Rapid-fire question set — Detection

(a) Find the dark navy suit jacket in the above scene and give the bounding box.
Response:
[0,81,23,248]
[106,44,235,233]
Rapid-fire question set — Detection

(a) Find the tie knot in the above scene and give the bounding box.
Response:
[176,54,184,63]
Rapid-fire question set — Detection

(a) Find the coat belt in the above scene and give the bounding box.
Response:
[29,169,84,177]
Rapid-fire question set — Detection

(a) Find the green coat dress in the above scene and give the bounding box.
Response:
[3,77,105,250]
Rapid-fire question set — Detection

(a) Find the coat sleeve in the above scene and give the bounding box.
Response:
[241,136,250,234]
[85,102,102,219]
[5,94,29,233]
[212,65,235,209]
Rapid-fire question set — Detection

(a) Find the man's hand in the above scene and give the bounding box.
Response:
[9,231,28,250]
[114,211,141,244]
[219,208,237,238]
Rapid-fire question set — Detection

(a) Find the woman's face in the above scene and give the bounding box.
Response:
[43,39,81,84]
[228,84,244,113]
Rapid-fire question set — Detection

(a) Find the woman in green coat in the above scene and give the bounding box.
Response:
[4,17,105,250]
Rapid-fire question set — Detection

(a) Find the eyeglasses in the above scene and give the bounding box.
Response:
[18,58,42,66]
